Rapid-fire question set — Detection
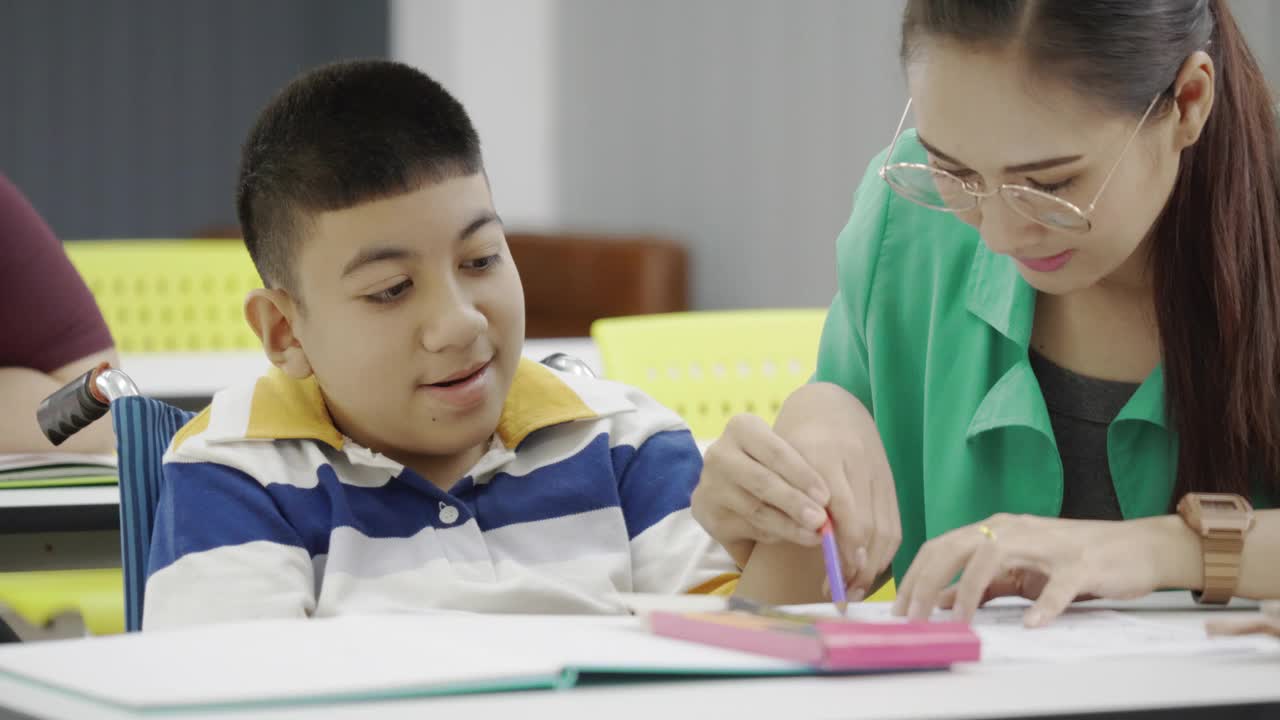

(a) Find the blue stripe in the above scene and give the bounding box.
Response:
[117,398,196,630]
[613,429,702,538]
[149,427,703,573]
[467,433,622,532]
[124,400,148,631]
[148,461,316,575]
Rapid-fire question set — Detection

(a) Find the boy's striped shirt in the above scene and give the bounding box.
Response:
[144,359,737,629]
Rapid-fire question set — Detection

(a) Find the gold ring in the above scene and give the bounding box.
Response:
[978,524,997,542]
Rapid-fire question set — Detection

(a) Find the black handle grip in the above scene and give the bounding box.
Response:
[37,368,110,446]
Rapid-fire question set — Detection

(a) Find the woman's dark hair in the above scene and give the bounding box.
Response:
[903,0,1280,503]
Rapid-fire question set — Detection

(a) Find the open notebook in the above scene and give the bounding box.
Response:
[0,453,116,489]
[0,598,1274,714]
[0,612,959,714]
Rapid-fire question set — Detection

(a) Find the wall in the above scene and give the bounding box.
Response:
[0,0,388,239]
[391,0,905,310]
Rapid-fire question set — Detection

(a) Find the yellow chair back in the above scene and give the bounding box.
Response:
[0,569,124,636]
[64,240,261,353]
[591,309,827,441]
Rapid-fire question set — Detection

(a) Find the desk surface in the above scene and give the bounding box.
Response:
[0,487,116,511]
[0,628,1276,720]
[120,338,602,398]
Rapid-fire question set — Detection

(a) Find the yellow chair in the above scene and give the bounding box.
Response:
[591,309,896,602]
[0,569,124,637]
[63,240,261,353]
[591,309,828,441]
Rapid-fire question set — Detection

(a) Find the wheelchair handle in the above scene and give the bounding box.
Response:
[37,364,140,446]
[540,353,597,378]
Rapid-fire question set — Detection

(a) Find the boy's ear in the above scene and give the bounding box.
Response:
[245,288,313,380]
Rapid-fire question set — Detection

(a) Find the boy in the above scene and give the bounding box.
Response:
[144,60,737,628]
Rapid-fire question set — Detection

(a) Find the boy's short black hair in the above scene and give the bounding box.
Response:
[236,59,482,291]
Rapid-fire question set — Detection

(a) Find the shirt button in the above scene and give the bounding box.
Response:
[438,502,460,525]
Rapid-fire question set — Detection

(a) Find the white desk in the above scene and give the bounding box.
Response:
[0,487,116,511]
[120,338,603,399]
[0,597,1276,720]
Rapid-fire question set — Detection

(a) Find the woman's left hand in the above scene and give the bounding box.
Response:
[892,514,1175,627]
[1207,601,1280,638]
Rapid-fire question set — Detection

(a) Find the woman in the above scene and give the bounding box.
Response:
[694,0,1280,627]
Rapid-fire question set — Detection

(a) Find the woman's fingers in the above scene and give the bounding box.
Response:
[1024,571,1082,628]
[699,421,828,545]
[712,479,821,546]
[732,415,831,507]
[895,529,983,620]
[836,451,880,596]
[1206,617,1280,638]
[948,540,1007,622]
[857,448,901,598]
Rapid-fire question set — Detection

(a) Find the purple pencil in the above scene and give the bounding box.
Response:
[821,518,847,616]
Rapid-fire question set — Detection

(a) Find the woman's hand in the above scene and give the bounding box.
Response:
[1207,601,1280,638]
[892,514,1193,627]
[691,382,900,599]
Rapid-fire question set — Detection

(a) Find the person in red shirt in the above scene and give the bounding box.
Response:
[0,174,117,453]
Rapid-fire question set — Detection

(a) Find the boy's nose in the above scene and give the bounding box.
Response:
[420,287,487,353]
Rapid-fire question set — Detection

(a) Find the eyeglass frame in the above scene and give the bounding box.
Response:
[877,93,1163,234]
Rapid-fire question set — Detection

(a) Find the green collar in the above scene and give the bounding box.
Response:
[963,242,1167,438]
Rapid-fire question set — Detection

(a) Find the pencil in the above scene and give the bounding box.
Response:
[820,518,847,616]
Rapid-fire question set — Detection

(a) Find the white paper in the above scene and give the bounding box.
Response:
[794,598,1280,663]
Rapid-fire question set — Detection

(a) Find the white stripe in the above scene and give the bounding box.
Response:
[322,508,631,579]
[484,507,630,566]
[166,439,328,490]
[323,522,490,578]
[316,555,627,616]
[630,508,737,594]
[143,541,315,630]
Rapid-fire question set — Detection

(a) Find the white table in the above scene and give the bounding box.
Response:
[119,338,603,399]
[0,597,1276,720]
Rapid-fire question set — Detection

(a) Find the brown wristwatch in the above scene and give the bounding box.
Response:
[1176,493,1255,605]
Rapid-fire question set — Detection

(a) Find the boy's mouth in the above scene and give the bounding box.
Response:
[427,361,490,387]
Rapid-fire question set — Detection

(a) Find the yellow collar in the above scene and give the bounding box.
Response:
[229,358,599,451]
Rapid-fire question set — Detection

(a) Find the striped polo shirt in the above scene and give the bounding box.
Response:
[144,359,737,630]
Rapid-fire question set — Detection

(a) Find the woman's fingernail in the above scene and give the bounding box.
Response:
[855,546,868,570]
[802,508,826,528]
[908,600,924,619]
[1025,609,1043,627]
[850,588,867,603]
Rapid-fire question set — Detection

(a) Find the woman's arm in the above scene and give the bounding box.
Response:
[1144,508,1280,600]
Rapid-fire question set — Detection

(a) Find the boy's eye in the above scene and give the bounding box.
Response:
[1026,177,1076,194]
[462,254,502,271]
[365,279,412,304]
